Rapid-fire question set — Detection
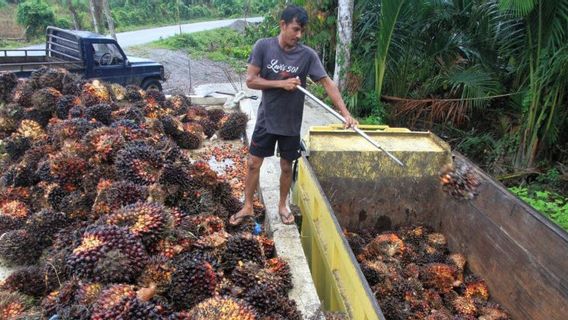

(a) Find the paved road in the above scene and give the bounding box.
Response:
[17,17,263,51]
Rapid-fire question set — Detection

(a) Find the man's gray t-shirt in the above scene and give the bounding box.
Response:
[248,37,327,136]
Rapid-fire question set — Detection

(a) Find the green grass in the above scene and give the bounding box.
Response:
[509,186,568,231]
[150,27,252,72]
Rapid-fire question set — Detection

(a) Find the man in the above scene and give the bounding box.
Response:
[229,5,358,226]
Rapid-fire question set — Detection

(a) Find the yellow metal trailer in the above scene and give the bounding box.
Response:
[292,125,568,320]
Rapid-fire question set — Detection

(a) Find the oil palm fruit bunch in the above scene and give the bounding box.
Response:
[222,232,265,271]
[166,255,217,310]
[66,225,148,283]
[0,71,18,103]
[115,141,165,185]
[92,179,148,217]
[219,111,248,140]
[184,296,257,320]
[100,201,172,248]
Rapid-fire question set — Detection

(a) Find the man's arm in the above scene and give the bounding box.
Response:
[319,76,359,128]
[246,64,300,91]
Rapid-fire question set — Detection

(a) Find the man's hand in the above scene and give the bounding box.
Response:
[280,77,301,91]
[343,112,359,129]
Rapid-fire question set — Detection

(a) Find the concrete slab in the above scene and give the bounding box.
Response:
[217,81,338,320]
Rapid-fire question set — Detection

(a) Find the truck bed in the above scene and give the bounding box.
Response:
[292,126,568,320]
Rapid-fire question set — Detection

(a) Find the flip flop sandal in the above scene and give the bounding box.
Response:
[279,210,295,225]
[229,213,255,226]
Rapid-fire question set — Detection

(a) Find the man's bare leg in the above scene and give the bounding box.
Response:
[278,158,294,224]
[229,154,264,225]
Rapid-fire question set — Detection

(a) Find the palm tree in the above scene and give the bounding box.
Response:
[496,0,568,167]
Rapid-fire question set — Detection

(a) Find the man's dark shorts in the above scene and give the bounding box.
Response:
[249,125,301,161]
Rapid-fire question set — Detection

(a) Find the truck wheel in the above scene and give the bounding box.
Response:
[141,79,162,91]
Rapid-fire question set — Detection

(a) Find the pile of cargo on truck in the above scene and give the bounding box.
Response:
[0,67,302,319]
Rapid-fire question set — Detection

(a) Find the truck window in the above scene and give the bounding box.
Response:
[92,43,124,66]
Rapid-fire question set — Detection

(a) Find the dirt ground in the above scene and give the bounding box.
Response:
[125,47,244,95]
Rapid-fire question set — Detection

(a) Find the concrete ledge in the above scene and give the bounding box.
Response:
[239,98,323,319]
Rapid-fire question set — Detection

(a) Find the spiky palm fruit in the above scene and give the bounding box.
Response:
[359,232,405,261]
[0,72,18,103]
[168,95,191,115]
[218,111,247,140]
[48,118,100,146]
[12,81,35,107]
[0,291,33,320]
[0,229,42,266]
[112,105,146,125]
[265,257,293,292]
[61,78,87,96]
[182,214,225,237]
[197,119,218,138]
[222,232,265,271]
[67,225,148,283]
[138,256,174,294]
[185,105,208,122]
[170,207,189,227]
[90,284,163,320]
[478,303,510,320]
[0,200,30,234]
[82,127,126,163]
[101,201,172,247]
[55,94,81,119]
[146,88,166,105]
[17,120,45,140]
[84,103,113,125]
[427,233,448,250]
[186,296,257,320]
[213,182,243,215]
[31,86,62,112]
[420,263,458,294]
[41,279,94,320]
[1,163,38,188]
[206,108,226,125]
[0,265,58,297]
[24,209,70,245]
[0,103,25,136]
[447,253,466,280]
[167,256,217,310]
[80,80,112,107]
[183,121,205,137]
[111,119,148,141]
[463,276,489,301]
[115,141,164,185]
[3,135,31,162]
[48,151,88,190]
[175,130,202,149]
[449,294,478,316]
[28,67,48,88]
[126,85,144,102]
[360,259,389,286]
[92,180,148,216]
[110,83,127,101]
[160,115,184,137]
[256,236,275,259]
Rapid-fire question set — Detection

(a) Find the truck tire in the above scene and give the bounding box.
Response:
[141,79,162,91]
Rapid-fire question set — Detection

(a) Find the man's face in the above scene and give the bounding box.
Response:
[279,19,305,47]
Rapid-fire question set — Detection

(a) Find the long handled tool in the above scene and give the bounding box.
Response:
[297,85,405,167]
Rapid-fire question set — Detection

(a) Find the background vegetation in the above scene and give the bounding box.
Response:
[2,0,567,228]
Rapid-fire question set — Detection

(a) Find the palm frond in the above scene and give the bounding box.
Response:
[499,0,538,16]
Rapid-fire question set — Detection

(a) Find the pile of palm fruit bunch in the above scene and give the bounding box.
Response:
[439,160,481,200]
[0,68,301,319]
[345,226,510,320]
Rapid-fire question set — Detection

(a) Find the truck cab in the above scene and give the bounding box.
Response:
[0,26,165,91]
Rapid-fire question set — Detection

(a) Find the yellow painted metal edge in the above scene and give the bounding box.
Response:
[292,156,384,320]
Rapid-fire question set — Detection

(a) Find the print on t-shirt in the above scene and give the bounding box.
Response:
[266,59,300,79]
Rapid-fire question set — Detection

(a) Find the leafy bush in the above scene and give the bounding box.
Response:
[16,0,55,39]
[0,0,7,8]
[509,186,568,231]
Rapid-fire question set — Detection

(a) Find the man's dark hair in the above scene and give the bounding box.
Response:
[280,5,308,27]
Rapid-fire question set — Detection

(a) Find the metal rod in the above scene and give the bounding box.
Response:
[297,85,405,167]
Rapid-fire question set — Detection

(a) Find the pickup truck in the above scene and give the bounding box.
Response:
[0,26,165,91]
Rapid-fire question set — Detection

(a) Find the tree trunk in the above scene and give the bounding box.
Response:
[68,2,81,30]
[102,0,116,40]
[89,0,100,33]
[333,0,354,92]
